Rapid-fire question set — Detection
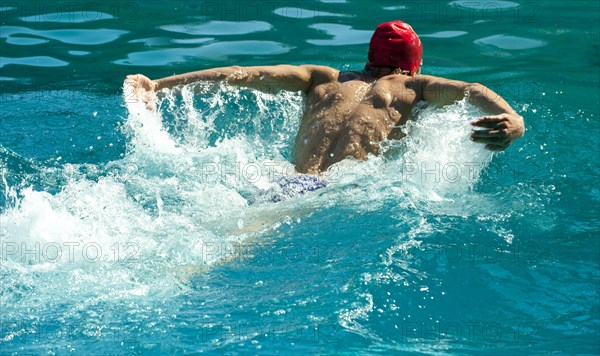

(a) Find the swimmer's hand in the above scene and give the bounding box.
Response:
[124,74,158,111]
[470,113,525,151]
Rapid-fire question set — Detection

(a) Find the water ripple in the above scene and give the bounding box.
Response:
[450,0,519,9]
[115,41,290,66]
[273,7,348,19]
[0,56,69,68]
[420,31,468,39]
[129,37,175,47]
[0,26,128,45]
[5,36,49,46]
[160,21,271,36]
[68,50,90,56]
[307,24,371,46]
[383,6,407,10]
[20,12,114,23]
[171,38,214,45]
[475,34,546,50]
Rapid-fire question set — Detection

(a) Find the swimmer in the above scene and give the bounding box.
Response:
[125,20,525,174]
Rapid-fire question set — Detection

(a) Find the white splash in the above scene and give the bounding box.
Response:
[0,83,495,334]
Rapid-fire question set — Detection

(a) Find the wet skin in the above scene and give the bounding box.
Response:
[125,65,524,174]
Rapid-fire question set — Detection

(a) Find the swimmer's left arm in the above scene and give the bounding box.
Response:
[151,65,317,93]
[419,75,525,151]
[124,65,336,109]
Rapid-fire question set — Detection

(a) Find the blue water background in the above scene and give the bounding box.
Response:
[1,1,599,354]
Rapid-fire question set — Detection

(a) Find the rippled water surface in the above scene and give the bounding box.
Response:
[1,1,599,354]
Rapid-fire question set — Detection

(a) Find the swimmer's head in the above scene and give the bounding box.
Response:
[366,21,423,76]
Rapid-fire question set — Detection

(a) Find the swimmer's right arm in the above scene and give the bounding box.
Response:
[418,75,525,151]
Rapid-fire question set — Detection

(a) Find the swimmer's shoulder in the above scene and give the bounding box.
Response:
[389,74,449,96]
[299,64,340,84]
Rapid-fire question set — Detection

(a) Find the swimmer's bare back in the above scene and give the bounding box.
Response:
[124,65,524,174]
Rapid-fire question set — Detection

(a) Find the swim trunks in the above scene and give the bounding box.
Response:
[255,175,327,203]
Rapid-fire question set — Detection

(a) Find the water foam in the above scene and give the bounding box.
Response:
[1,83,496,344]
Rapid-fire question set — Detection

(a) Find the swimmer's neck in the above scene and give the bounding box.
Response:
[362,66,414,79]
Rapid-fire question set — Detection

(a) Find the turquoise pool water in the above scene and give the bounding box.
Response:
[1,1,599,354]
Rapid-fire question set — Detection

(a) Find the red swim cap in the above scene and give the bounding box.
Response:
[367,21,423,75]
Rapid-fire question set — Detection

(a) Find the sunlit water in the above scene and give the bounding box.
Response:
[1,1,598,354]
